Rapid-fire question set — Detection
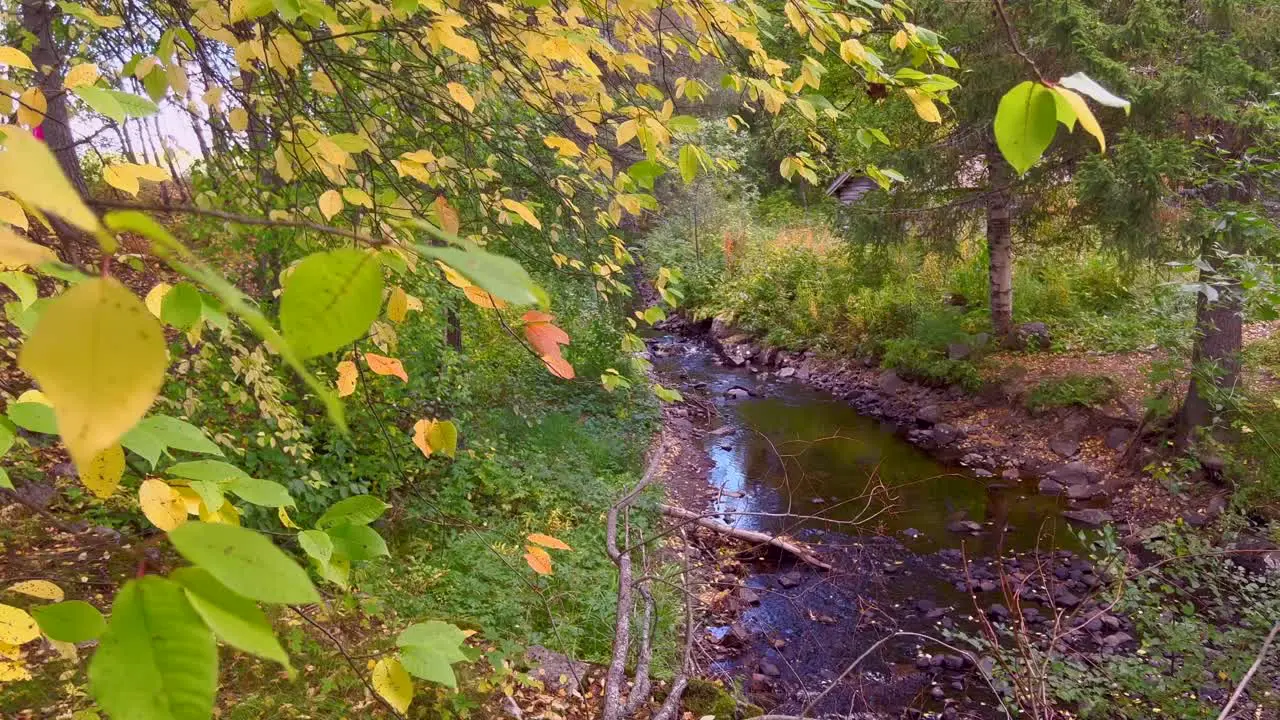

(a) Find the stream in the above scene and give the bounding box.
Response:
[654,335,1100,718]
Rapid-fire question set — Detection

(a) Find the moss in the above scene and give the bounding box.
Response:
[682,677,741,718]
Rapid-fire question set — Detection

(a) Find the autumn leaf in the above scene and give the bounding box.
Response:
[463,285,506,309]
[446,82,475,112]
[501,198,541,230]
[433,196,460,235]
[527,533,572,551]
[139,478,187,531]
[541,353,576,380]
[81,444,125,499]
[6,580,64,602]
[372,657,413,713]
[524,545,552,575]
[387,287,409,323]
[318,189,343,220]
[364,353,408,382]
[335,360,358,397]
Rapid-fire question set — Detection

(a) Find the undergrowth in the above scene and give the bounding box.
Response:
[1024,374,1118,411]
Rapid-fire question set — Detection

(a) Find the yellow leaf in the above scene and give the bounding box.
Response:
[315,137,348,167]
[543,135,581,158]
[0,605,39,645]
[81,444,125,499]
[342,187,373,209]
[436,261,470,289]
[166,63,189,95]
[364,353,407,382]
[0,227,57,269]
[139,478,187,531]
[524,545,552,575]
[0,196,27,230]
[372,657,414,714]
[433,195,459,235]
[6,580,63,602]
[1053,87,1105,153]
[174,487,203,515]
[401,149,436,164]
[892,30,909,50]
[0,641,21,659]
[17,87,46,128]
[903,89,942,124]
[64,63,100,89]
[0,125,100,232]
[0,660,32,682]
[387,287,408,323]
[446,82,475,112]
[130,163,170,182]
[103,164,140,196]
[501,198,541,230]
[278,506,299,529]
[200,500,240,525]
[412,418,434,457]
[463,285,506,309]
[404,294,423,312]
[318,189,343,220]
[336,360,358,397]
[527,533,572,551]
[228,107,249,132]
[0,47,34,71]
[616,118,638,147]
[134,56,158,80]
[18,278,167,470]
[311,71,337,95]
[16,389,47,405]
[839,39,867,64]
[202,86,223,107]
[144,282,172,317]
[49,639,77,662]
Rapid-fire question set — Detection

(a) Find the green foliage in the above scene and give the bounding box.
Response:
[1024,374,1118,411]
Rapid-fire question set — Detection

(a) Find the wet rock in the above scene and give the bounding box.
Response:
[1104,427,1130,449]
[750,673,775,691]
[1054,591,1081,608]
[902,527,923,539]
[926,607,949,620]
[947,519,983,533]
[1002,467,1021,481]
[986,604,1010,621]
[942,706,960,720]
[778,366,796,378]
[726,386,751,400]
[526,646,590,693]
[943,655,966,670]
[1047,461,1099,486]
[1049,436,1080,458]
[1102,632,1134,648]
[930,686,946,700]
[978,580,997,592]
[915,656,933,670]
[709,426,735,437]
[738,587,761,605]
[710,317,733,338]
[1066,482,1106,500]
[1039,478,1066,495]
[917,404,943,425]
[915,599,936,613]
[777,572,802,589]
[878,370,904,393]
[1100,614,1121,631]
[933,423,960,446]
[1062,509,1113,526]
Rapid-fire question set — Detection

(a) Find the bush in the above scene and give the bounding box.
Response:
[1024,374,1118,411]
[882,336,983,390]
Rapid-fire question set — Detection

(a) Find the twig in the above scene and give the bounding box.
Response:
[991,0,1046,83]
[289,606,406,720]
[658,503,833,571]
[1216,620,1280,720]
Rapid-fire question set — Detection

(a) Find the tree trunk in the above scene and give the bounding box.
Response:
[986,150,1014,338]
[1176,272,1243,449]
[21,0,87,263]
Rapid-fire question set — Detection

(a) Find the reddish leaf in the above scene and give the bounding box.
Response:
[527,533,572,551]
[524,545,552,575]
[364,353,408,382]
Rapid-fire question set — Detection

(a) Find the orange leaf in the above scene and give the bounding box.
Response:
[463,285,507,309]
[523,314,570,356]
[524,545,552,575]
[522,310,554,324]
[336,360,358,397]
[541,353,575,380]
[364,353,408,382]
[411,418,433,457]
[433,195,460,235]
[435,260,470,289]
[527,533,572,551]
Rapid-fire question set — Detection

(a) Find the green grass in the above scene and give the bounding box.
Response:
[1024,374,1118,411]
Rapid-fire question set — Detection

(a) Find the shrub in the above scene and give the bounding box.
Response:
[1024,374,1118,411]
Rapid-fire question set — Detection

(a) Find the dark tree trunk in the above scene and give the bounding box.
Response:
[1177,271,1243,449]
[446,306,462,351]
[985,149,1014,337]
[21,0,87,263]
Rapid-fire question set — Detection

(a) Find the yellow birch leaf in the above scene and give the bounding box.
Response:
[616,119,637,147]
[463,285,506,309]
[425,419,457,459]
[501,198,541,229]
[412,418,434,457]
[342,187,373,209]
[543,135,581,158]
[401,149,436,164]
[0,605,39,645]
[18,278,167,470]
[17,87,46,128]
[6,580,63,602]
[404,294,423,312]
[372,657,413,714]
[81,444,125,499]
[364,353,407,382]
[0,125,100,232]
[139,478,187,531]
[311,71,337,95]
[228,107,249,132]
[134,56,158,79]
[49,639,77,662]
[903,89,942,124]
[278,506,299,529]
[0,227,57,269]
[524,545,552,575]
[336,360,358,397]
[1053,87,1106,152]
[315,137,348,167]
[433,195,459,234]
[0,47,34,71]
[527,533,572,551]
[202,86,223,107]
[387,287,408,323]
[166,63,189,95]
[436,261,470,289]
[0,660,32,682]
[103,164,140,196]
[446,82,475,112]
[144,282,172,317]
[318,189,343,220]
[63,63,100,89]
[0,196,27,230]
[175,486,204,515]
[892,30,909,50]
[16,389,47,405]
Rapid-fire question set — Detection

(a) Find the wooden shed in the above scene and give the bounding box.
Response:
[824,172,877,206]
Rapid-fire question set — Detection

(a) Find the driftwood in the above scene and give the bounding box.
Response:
[658,503,833,571]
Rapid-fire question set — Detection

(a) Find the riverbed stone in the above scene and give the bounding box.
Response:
[777,572,802,588]
[1066,482,1106,500]
[986,604,1010,621]
[726,386,751,399]
[1062,508,1114,526]
[1102,632,1134,648]
[1049,436,1080,458]
[1047,461,1099,486]
[878,370,904,393]
[1104,427,1130,449]
[778,366,796,378]
[917,404,943,425]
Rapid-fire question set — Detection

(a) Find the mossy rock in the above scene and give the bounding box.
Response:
[682,678,761,718]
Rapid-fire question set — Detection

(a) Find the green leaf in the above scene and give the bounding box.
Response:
[121,423,165,468]
[316,495,388,529]
[160,283,202,330]
[678,145,700,183]
[226,477,294,508]
[168,522,320,605]
[166,459,248,483]
[1057,72,1131,114]
[396,620,469,687]
[171,567,290,669]
[297,529,333,565]
[135,416,223,456]
[88,577,217,720]
[993,81,1058,175]
[327,523,389,562]
[0,420,13,456]
[279,249,384,359]
[74,86,158,122]
[1051,88,1077,130]
[32,600,106,643]
[188,480,225,513]
[0,466,10,489]
[8,402,56,434]
[626,160,665,190]
[142,68,169,102]
[0,271,37,309]
[416,245,539,306]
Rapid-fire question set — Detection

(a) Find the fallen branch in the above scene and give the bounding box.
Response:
[658,503,833,571]
[1216,620,1280,720]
